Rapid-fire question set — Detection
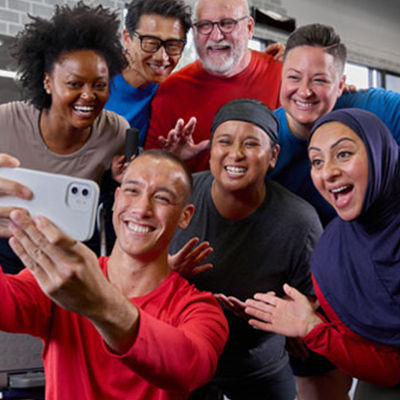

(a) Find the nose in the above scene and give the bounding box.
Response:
[134,194,154,218]
[229,142,245,160]
[153,45,169,61]
[321,159,340,181]
[209,23,224,41]
[298,80,312,97]
[81,85,96,101]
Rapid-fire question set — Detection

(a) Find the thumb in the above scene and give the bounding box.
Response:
[194,139,210,153]
[283,283,301,300]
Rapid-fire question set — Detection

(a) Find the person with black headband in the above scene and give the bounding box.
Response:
[169,98,323,400]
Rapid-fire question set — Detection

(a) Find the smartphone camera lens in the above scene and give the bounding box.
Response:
[82,188,89,197]
[71,186,78,195]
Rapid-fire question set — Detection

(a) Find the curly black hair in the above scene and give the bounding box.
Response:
[10,1,127,110]
[125,0,192,38]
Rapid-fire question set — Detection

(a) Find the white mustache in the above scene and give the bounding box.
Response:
[206,40,232,50]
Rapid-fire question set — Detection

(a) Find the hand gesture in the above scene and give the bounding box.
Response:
[0,154,32,237]
[158,117,210,161]
[169,237,213,277]
[244,284,323,337]
[215,293,248,320]
[265,42,285,62]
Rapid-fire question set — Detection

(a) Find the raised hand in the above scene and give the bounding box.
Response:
[158,117,210,161]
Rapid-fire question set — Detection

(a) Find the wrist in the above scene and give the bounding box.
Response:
[304,313,324,336]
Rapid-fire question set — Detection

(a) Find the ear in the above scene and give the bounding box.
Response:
[178,204,195,230]
[268,144,280,170]
[247,16,255,39]
[43,73,51,95]
[122,29,133,48]
[113,187,121,211]
[337,74,346,97]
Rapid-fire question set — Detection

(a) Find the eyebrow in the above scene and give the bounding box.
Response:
[66,72,108,80]
[308,137,356,152]
[215,133,261,141]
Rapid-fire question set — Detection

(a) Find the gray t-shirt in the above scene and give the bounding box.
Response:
[0,101,128,184]
[170,171,323,382]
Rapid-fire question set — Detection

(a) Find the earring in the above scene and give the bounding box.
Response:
[43,83,50,94]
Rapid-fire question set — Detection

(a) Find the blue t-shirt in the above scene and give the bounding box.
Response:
[334,87,400,144]
[270,88,400,226]
[105,74,159,146]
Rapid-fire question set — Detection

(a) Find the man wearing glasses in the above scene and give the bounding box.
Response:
[105,0,191,147]
[145,0,283,173]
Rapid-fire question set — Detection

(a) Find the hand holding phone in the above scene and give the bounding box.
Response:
[0,168,99,241]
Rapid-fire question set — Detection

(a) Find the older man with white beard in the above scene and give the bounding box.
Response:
[144,0,282,173]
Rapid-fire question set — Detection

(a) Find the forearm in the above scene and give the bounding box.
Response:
[104,305,227,392]
[87,284,140,355]
[304,320,400,387]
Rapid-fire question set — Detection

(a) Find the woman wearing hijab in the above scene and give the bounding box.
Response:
[244,109,400,395]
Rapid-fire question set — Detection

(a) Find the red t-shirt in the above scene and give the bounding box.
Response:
[145,50,282,172]
[0,257,228,399]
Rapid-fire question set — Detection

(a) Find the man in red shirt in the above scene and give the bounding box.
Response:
[145,0,282,172]
[0,151,228,400]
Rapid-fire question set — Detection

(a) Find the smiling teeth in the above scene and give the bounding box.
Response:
[294,100,313,107]
[331,186,349,193]
[74,106,94,112]
[127,223,152,233]
[226,166,246,174]
[148,64,168,72]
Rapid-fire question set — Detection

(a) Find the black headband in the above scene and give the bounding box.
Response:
[211,99,279,144]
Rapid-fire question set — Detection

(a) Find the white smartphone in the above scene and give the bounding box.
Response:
[0,168,100,242]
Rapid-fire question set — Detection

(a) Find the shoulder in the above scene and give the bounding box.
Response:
[193,171,213,189]
[0,101,37,117]
[249,50,283,72]
[267,180,322,227]
[94,109,129,135]
[157,60,201,90]
[167,272,225,315]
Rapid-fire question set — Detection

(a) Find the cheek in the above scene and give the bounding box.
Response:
[168,56,180,70]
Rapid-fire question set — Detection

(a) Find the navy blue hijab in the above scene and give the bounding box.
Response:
[309,109,400,346]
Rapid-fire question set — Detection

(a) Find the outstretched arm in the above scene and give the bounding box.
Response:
[9,210,139,354]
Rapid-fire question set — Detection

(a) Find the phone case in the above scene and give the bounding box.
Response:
[0,168,100,241]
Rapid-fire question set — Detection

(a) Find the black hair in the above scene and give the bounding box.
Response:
[284,23,347,74]
[136,149,193,203]
[125,0,192,39]
[10,1,127,110]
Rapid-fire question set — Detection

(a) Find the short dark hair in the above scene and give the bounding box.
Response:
[125,0,192,39]
[10,1,127,110]
[136,150,193,203]
[284,23,347,74]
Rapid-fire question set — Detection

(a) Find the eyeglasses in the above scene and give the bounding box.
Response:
[193,16,249,35]
[131,31,186,56]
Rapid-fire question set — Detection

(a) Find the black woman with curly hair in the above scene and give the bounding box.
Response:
[0,2,129,273]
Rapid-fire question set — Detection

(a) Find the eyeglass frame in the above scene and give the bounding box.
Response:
[193,16,249,35]
[130,31,186,56]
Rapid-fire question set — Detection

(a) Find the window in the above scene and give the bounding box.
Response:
[344,63,369,89]
[386,73,400,93]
